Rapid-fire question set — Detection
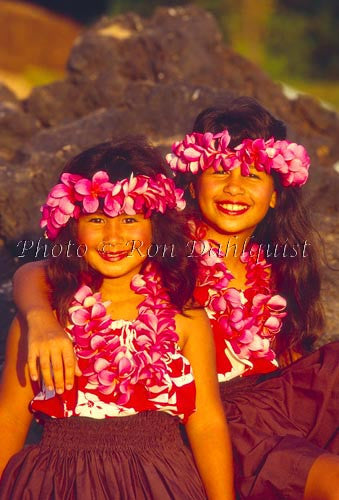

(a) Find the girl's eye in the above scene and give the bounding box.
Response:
[213,169,229,175]
[88,217,105,224]
[122,217,138,224]
[248,172,260,179]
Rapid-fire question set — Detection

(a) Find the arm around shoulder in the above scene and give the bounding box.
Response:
[13,260,49,317]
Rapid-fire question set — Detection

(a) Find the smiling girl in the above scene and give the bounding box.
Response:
[167,98,339,500]
[0,139,234,499]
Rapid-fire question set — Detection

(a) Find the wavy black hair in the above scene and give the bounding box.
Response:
[178,96,324,355]
[46,137,197,325]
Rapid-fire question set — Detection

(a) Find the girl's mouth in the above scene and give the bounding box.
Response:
[97,250,129,262]
[216,201,250,216]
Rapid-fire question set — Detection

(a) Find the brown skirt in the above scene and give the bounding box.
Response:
[0,411,206,500]
[222,341,339,500]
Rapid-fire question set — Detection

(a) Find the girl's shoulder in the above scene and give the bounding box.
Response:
[175,307,211,350]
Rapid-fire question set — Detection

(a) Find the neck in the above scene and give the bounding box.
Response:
[204,227,254,289]
[100,275,137,303]
[205,227,252,259]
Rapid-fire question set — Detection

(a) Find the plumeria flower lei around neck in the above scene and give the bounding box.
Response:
[189,220,286,368]
[68,263,180,405]
[166,130,310,187]
[40,171,186,239]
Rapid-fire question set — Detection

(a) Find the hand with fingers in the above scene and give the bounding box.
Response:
[27,311,81,394]
[12,261,81,393]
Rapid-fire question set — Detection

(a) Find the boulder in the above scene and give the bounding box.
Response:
[0,82,18,104]
[0,5,338,357]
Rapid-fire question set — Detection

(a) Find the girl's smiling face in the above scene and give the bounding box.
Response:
[77,212,152,280]
[192,165,276,241]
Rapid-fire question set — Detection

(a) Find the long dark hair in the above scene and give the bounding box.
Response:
[183,97,324,355]
[46,137,197,325]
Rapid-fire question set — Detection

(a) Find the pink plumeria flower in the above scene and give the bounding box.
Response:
[74,171,114,213]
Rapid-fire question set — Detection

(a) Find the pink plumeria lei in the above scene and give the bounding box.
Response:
[40,171,186,239]
[67,263,179,405]
[193,237,286,371]
[166,130,310,187]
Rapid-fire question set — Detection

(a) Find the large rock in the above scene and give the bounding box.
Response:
[0,5,338,350]
[0,101,40,160]
[0,82,40,161]
[0,83,18,103]
[21,5,339,163]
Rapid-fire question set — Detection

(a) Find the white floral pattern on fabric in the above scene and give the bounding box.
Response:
[75,391,137,418]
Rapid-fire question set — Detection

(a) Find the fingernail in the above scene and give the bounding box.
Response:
[66,384,73,390]
[56,387,64,394]
[31,376,38,381]
[47,385,53,391]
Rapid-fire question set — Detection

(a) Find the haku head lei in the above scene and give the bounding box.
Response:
[41,171,186,239]
[166,130,310,187]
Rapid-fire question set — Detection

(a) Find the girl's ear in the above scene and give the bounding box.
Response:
[270,190,277,209]
[189,182,196,199]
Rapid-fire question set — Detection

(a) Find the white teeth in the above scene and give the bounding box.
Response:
[219,203,247,211]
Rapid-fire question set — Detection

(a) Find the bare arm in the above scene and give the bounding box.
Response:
[0,316,35,476]
[177,309,235,500]
[13,261,80,392]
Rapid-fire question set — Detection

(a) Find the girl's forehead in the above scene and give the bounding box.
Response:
[79,211,148,220]
[201,164,272,176]
[248,165,272,176]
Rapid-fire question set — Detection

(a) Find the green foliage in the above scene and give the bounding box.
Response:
[265,2,339,80]
[264,12,313,79]
[310,10,339,79]
[104,0,338,104]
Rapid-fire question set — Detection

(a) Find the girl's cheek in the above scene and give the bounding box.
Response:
[77,227,100,246]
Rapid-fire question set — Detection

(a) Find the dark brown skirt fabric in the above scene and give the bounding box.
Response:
[222,341,339,500]
[1,343,338,500]
[0,411,207,500]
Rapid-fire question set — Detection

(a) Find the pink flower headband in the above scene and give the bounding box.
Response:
[40,171,186,239]
[166,130,310,187]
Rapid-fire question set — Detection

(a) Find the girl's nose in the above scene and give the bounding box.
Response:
[222,168,245,195]
[102,219,124,246]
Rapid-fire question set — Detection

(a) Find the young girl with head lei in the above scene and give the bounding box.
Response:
[10,99,339,499]
[0,138,235,499]
[166,96,339,499]
[168,96,324,371]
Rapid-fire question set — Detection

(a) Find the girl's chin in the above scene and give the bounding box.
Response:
[204,222,256,240]
[85,259,144,280]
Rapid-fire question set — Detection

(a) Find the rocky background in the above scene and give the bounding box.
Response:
[1,5,339,366]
